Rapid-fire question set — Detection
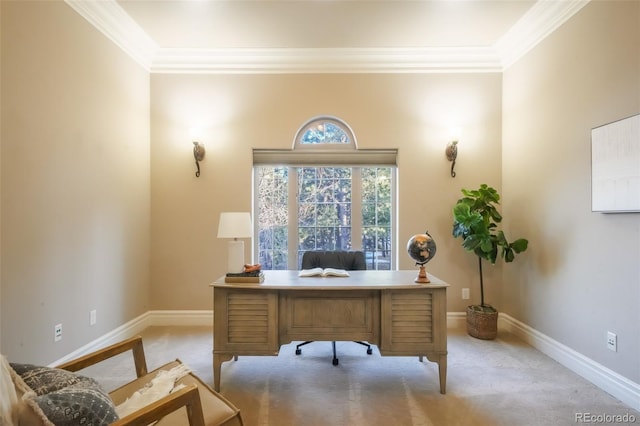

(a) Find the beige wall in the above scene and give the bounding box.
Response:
[1,0,638,390]
[0,1,150,364]
[502,1,640,382]
[149,73,502,310]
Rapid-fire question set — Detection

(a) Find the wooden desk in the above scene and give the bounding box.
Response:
[211,270,449,393]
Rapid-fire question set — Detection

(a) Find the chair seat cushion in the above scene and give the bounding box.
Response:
[110,360,242,426]
[10,363,118,426]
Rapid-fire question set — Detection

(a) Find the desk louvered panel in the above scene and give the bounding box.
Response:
[228,293,270,344]
[390,292,433,344]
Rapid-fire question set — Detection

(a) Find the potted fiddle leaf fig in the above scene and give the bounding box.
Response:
[452,184,528,340]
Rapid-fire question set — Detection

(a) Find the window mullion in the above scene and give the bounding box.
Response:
[390,169,397,270]
[288,167,299,269]
[351,167,362,250]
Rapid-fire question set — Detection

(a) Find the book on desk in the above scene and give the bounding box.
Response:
[225,271,265,283]
[298,267,350,277]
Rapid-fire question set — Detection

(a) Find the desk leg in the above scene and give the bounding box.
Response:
[213,353,234,392]
[426,353,447,394]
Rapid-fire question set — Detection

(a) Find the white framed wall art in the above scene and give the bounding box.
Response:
[591,113,640,213]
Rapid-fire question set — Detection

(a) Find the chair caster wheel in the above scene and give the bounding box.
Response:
[296,349,302,355]
[332,358,339,366]
[367,348,373,355]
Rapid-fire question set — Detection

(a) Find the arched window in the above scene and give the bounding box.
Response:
[253,116,397,270]
[296,116,355,146]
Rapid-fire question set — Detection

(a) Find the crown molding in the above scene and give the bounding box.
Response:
[65,0,158,70]
[496,0,590,69]
[66,0,589,74]
[151,46,502,74]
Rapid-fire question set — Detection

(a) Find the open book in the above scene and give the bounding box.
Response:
[298,267,350,277]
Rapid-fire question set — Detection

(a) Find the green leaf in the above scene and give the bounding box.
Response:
[511,238,529,253]
[489,208,502,223]
[504,247,515,262]
[479,238,493,253]
[462,234,482,251]
[452,222,468,238]
[452,203,471,221]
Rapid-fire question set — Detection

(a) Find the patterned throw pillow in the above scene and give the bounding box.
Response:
[10,363,118,426]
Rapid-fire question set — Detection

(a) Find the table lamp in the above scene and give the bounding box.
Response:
[217,212,252,274]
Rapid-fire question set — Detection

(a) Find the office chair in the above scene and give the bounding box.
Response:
[296,250,374,365]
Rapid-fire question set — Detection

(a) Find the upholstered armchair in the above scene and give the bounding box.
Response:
[0,336,243,426]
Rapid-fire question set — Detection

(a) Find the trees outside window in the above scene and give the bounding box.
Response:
[256,166,289,270]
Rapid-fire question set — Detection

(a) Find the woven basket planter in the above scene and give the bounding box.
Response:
[466,305,498,340]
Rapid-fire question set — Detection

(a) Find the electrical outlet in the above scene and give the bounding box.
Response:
[54,324,62,342]
[90,310,97,326]
[462,288,470,300]
[607,331,617,352]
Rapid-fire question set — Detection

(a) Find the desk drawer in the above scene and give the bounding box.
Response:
[279,290,380,344]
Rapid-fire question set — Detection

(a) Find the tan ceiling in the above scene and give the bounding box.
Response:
[116,0,536,49]
[67,0,589,72]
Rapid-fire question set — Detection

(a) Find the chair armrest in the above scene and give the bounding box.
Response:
[112,383,205,426]
[55,336,148,378]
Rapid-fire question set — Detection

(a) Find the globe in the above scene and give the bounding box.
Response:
[407,231,437,265]
[407,231,437,283]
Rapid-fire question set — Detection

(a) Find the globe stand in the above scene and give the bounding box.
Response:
[414,264,430,283]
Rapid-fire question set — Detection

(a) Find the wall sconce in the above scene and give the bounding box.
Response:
[445,128,460,178]
[193,141,205,177]
[217,212,253,273]
[445,140,458,178]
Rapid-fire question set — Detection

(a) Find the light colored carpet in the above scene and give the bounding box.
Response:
[82,325,639,426]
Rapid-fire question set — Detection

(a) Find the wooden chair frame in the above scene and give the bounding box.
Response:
[55,336,231,426]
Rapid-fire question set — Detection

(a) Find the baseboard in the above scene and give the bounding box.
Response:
[53,309,639,412]
[145,310,213,327]
[49,311,152,366]
[446,311,467,329]
[49,310,212,366]
[498,313,640,412]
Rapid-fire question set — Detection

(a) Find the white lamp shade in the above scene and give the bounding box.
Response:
[217,212,252,239]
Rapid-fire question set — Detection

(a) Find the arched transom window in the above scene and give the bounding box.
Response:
[296,116,355,146]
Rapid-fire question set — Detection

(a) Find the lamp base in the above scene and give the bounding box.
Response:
[227,240,245,274]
